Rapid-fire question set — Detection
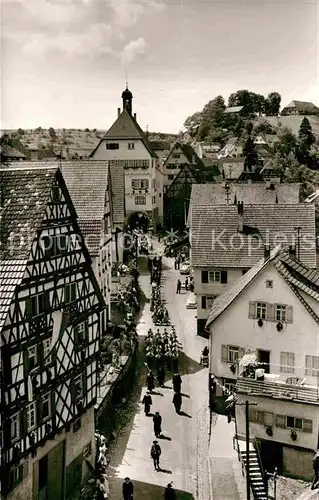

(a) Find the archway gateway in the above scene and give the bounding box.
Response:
[127,212,149,232]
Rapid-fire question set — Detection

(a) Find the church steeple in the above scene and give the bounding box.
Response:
[122,85,133,115]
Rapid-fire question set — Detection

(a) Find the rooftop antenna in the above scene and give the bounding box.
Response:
[125,69,128,89]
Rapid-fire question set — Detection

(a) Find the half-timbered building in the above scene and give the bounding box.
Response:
[0,166,105,500]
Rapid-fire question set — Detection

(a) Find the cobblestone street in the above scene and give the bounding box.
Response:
[107,244,210,499]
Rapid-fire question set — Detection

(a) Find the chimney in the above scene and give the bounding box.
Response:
[134,113,136,120]
[264,245,270,261]
[117,108,121,118]
[237,201,244,232]
[289,244,296,260]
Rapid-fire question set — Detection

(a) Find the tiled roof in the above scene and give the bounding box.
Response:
[190,203,316,268]
[149,140,171,151]
[0,167,57,259]
[190,183,300,207]
[224,106,244,113]
[206,247,281,327]
[109,161,125,225]
[222,160,245,180]
[58,161,108,220]
[206,247,319,328]
[93,109,157,158]
[0,259,27,330]
[78,219,102,256]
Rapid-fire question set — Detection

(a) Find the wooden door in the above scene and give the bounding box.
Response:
[47,440,65,500]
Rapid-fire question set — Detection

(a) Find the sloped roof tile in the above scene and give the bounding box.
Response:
[0,259,27,330]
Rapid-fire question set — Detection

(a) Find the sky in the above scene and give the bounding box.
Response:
[1,0,318,133]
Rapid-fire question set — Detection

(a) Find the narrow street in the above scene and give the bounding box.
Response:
[106,242,210,499]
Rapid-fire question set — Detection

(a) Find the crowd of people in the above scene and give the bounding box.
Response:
[145,326,182,373]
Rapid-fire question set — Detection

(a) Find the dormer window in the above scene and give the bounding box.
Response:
[128,143,135,150]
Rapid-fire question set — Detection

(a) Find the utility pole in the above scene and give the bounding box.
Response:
[294,226,301,261]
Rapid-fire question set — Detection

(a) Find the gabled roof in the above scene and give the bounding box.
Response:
[1,145,27,159]
[190,203,316,268]
[224,106,244,114]
[0,167,57,260]
[282,100,319,111]
[218,137,241,157]
[164,142,205,168]
[206,246,281,327]
[206,248,319,328]
[149,140,171,151]
[165,164,204,199]
[89,109,157,158]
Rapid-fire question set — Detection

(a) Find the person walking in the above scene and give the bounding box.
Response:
[176,255,180,270]
[97,476,109,499]
[147,371,155,393]
[153,411,162,438]
[150,440,162,470]
[142,391,153,416]
[122,477,134,499]
[185,276,189,290]
[176,279,181,294]
[163,482,176,500]
[157,364,165,387]
[172,372,182,393]
[173,392,182,414]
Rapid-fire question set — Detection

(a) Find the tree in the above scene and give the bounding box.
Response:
[49,127,57,139]
[184,111,202,136]
[243,137,259,171]
[298,117,315,149]
[17,128,25,136]
[273,128,297,157]
[264,92,281,116]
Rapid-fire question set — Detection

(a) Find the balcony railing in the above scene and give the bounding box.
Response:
[235,376,319,403]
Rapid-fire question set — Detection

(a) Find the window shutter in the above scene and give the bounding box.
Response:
[37,399,43,424]
[201,296,207,309]
[286,306,293,323]
[248,301,256,319]
[25,298,33,318]
[221,345,228,362]
[248,408,257,422]
[267,303,275,321]
[22,461,28,479]
[275,414,286,428]
[303,419,313,433]
[201,271,208,283]
[221,271,228,284]
[37,343,43,367]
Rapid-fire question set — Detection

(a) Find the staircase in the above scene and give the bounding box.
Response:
[238,440,268,500]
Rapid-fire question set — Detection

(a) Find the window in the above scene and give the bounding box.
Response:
[131,179,149,190]
[172,153,180,158]
[42,393,51,420]
[280,351,295,373]
[105,143,119,150]
[74,322,88,345]
[25,292,49,318]
[27,402,36,431]
[51,185,60,203]
[223,379,236,393]
[128,142,135,150]
[43,339,51,365]
[168,174,174,180]
[41,234,68,258]
[255,302,267,319]
[11,413,20,441]
[266,280,273,288]
[135,196,146,205]
[249,410,274,426]
[209,271,220,283]
[65,283,77,303]
[286,416,303,430]
[276,414,313,433]
[201,296,216,309]
[205,270,227,284]
[166,163,178,170]
[305,355,319,376]
[276,304,286,322]
[109,159,149,169]
[28,346,37,371]
[74,374,84,401]
[152,196,156,204]
[221,344,245,363]
[9,463,27,490]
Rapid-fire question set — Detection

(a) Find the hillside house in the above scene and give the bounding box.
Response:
[220,158,245,181]
[204,248,319,479]
[189,200,316,335]
[0,145,27,163]
[224,106,244,114]
[217,137,243,159]
[162,142,204,193]
[89,87,163,227]
[0,167,105,500]
[281,101,319,116]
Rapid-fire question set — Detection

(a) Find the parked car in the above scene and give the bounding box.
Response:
[186,293,197,309]
[180,261,190,275]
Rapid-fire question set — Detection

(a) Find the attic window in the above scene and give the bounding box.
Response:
[266,280,273,288]
[106,143,119,150]
[128,143,135,150]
